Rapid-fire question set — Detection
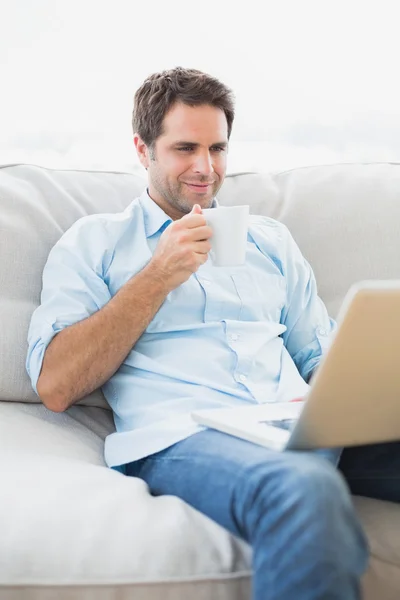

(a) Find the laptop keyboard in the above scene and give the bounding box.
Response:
[259,418,297,432]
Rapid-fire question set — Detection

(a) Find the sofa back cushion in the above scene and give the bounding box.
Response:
[220,164,400,317]
[273,163,400,317]
[0,164,145,406]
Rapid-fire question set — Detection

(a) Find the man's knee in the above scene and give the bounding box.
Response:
[237,452,354,535]
[284,452,352,509]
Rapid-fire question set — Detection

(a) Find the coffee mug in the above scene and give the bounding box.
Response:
[202,205,249,267]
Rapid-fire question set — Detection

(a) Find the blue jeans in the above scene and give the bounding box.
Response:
[124,431,372,600]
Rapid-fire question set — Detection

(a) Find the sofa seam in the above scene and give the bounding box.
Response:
[0,163,260,178]
[2,161,400,179]
[369,551,400,570]
[0,569,252,588]
[0,163,140,176]
[273,161,400,177]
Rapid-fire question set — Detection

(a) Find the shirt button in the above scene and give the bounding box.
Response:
[202,279,211,286]
[317,327,327,335]
[231,333,239,341]
[238,374,247,382]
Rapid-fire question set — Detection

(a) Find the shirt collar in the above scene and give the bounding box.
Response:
[139,188,219,238]
[139,189,172,238]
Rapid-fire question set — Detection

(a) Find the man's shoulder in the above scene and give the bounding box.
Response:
[44,197,144,269]
[248,214,289,241]
[58,196,143,244]
[247,214,296,273]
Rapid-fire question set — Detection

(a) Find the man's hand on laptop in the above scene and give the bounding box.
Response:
[150,204,213,292]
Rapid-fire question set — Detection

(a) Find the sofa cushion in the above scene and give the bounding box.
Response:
[219,164,400,319]
[271,163,400,318]
[1,401,400,600]
[0,164,145,406]
[0,401,252,600]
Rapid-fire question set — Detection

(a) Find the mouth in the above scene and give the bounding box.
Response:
[184,182,214,192]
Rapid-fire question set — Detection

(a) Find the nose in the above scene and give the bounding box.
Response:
[192,151,214,176]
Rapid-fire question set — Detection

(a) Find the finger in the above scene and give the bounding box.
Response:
[191,204,203,214]
[192,240,212,255]
[188,225,213,241]
[199,252,210,265]
[181,212,207,228]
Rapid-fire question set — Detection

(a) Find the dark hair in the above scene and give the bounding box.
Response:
[132,67,235,148]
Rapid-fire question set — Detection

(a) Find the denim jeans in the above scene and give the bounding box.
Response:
[124,430,374,600]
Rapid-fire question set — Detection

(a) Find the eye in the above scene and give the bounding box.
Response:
[211,146,226,152]
[177,147,194,152]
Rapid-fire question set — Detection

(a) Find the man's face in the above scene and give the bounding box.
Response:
[135,102,229,219]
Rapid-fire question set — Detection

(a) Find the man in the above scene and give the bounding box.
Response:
[28,66,391,599]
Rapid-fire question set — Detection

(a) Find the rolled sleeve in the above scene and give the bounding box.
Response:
[279,225,336,382]
[26,217,112,394]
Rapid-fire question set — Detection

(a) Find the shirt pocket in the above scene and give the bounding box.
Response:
[230,271,286,322]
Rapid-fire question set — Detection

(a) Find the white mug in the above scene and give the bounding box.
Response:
[202,205,249,267]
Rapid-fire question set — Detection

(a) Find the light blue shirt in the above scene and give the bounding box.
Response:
[26,189,336,468]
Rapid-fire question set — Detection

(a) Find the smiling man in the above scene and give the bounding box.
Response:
[27,67,370,599]
[133,74,229,219]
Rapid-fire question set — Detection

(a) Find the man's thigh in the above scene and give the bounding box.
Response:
[125,429,343,540]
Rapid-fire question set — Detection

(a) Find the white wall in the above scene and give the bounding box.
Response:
[1,0,400,173]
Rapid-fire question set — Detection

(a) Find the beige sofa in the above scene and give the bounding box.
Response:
[1,162,400,600]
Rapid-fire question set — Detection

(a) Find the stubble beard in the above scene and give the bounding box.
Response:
[152,172,220,215]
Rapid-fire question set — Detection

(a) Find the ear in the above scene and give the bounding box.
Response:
[134,134,150,169]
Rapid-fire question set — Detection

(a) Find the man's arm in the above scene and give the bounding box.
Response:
[37,263,168,412]
[279,224,336,382]
[35,205,212,412]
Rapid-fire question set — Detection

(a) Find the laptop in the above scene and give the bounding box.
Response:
[191,280,400,451]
